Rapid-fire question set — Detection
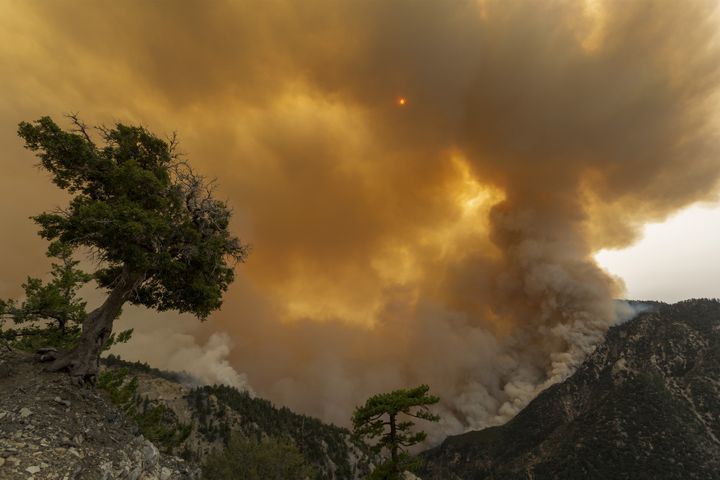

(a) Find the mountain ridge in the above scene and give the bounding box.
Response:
[419,298,720,479]
[2,298,718,479]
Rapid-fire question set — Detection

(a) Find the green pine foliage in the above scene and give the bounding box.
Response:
[203,436,316,480]
[202,435,316,480]
[0,244,91,350]
[352,385,440,479]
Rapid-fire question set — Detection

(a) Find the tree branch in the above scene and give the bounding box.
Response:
[66,113,96,148]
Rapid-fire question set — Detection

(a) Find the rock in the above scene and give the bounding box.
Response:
[36,347,58,362]
[127,465,142,480]
[36,347,58,354]
[67,447,82,458]
[0,350,199,480]
[105,411,121,424]
[99,461,114,480]
[142,440,159,467]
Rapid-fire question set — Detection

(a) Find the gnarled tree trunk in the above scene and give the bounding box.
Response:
[48,267,144,382]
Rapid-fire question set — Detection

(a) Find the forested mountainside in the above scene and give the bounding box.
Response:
[100,356,375,480]
[420,299,720,480]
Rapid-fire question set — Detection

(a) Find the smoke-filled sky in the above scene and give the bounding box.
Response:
[1,0,720,438]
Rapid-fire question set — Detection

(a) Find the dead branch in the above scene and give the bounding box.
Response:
[66,113,96,147]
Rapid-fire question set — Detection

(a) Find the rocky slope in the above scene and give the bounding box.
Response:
[420,299,720,479]
[0,348,197,480]
[0,348,374,479]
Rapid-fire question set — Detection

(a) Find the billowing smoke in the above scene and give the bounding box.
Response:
[113,327,253,393]
[1,0,719,438]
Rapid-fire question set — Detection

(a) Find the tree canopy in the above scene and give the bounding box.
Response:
[352,384,439,479]
[15,115,248,379]
[202,435,316,480]
[19,116,248,317]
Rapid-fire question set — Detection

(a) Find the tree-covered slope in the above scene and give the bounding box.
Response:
[187,385,373,479]
[420,299,720,480]
[100,356,375,479]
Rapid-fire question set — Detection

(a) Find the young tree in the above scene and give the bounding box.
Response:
[16,115,249,381]
[352,384,440,479]
[1,243,91,332]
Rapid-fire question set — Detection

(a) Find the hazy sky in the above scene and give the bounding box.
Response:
[1,0,719,435]
[596,203,720,302]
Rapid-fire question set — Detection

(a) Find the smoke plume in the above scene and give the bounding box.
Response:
[1,0,719,437]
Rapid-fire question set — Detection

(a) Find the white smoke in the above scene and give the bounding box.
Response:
[110,309,253,393]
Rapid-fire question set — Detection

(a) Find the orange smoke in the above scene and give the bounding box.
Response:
[0,0,719,437]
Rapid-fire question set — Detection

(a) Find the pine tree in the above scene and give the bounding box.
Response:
[1,243,92,350]
[16,115,248,381]
[352,385,440,479]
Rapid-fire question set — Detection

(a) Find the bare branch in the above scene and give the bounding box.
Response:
[66,113,96,147]
[96,123,114,143]
[167,131,186,159]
